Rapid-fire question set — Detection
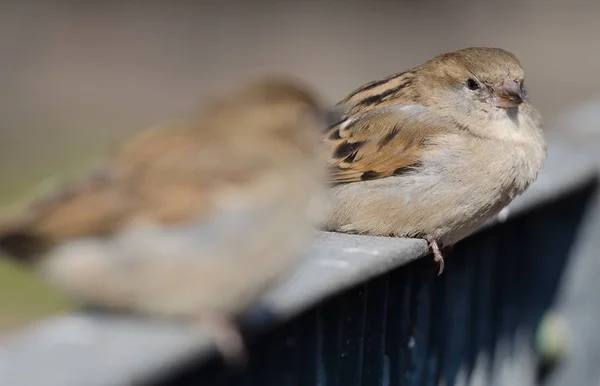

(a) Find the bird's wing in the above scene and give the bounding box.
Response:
[323,104,452,184]
[0,120,272,258]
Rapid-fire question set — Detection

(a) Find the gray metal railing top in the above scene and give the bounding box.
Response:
[0,136,597,386]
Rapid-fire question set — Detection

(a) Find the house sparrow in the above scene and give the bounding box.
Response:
[323,47,546,274]
[0,77,328,364]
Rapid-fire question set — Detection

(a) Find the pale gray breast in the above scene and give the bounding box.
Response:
[421,129,544,245]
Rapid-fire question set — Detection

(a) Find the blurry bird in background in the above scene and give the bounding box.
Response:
[323,47,546,274]
[0,77,329,365]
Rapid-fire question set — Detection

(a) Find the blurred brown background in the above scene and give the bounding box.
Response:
[1,0,599,331]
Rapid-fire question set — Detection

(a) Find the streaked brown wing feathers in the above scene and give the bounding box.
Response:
[325,104,443,184]
[0,121,261,245]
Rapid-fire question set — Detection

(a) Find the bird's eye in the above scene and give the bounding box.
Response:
[466,78,480,90]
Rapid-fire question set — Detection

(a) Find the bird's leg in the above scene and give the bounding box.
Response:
[425,236,444,276]
[195,313,248,368]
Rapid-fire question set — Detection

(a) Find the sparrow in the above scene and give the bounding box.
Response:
[0,77,328,365]
[323,47,546,274]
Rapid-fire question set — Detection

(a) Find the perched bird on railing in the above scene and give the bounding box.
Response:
[0,77,328,365]
[323,47,546,275]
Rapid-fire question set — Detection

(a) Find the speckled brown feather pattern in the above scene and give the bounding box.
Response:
[340,70,419,113]
[325,68,427,185]
[325,104,452,184]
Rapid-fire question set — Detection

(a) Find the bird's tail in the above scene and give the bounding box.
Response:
[0,211,49,264]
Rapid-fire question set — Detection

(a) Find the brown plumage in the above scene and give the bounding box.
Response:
[0,77,328,364]
[325,104,449,184]
[323,47,546,274]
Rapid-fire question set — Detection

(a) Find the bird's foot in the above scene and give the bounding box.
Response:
[425,237,444,276]
[196,314,248,368]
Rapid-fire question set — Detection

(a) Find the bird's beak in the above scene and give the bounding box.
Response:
[489,79,526,109]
